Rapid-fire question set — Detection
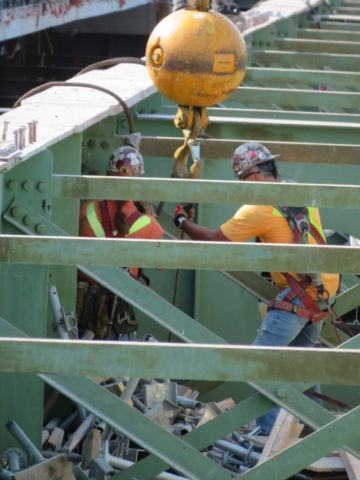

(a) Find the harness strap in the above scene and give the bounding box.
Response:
[267,300,329,324]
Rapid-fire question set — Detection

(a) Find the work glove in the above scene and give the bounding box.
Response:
[173,203,195,229]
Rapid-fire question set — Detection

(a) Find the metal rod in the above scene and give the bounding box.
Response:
[13,130,19,150]
[48,286,69,340]
[215,439,260,463]
[18,127,26,150]
[2,121,9,141]
[32,121,37,142]
[6,421,45,464]
[121,378,140,404]
[63,413,94,452]
[28,122,34,144]
[58,410,78,431]
[41,450,82,462]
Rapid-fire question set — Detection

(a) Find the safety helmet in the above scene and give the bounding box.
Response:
[232,142,279,178]
[107,146,145,177]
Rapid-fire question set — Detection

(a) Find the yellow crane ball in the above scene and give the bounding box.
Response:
[146,8,248,108]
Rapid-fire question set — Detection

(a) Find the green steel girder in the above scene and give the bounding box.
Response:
[230,86,360,110]
[164,105,360,123]
[4,337,360,385]
[2,234,360,274]
[275,38,360,55]
[137,117,360,145]
[337,6,360,14]
[52,175,360,210]
[244,66,360,89]
[296,28,360,42]
[308,20,360,29]
[252,50,360,72]
[315,14,360,22]
[139,137,360,165]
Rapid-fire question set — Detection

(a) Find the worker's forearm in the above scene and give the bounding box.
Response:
[180,220,214,241]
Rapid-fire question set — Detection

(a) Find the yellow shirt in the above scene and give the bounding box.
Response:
[221,204,339,300]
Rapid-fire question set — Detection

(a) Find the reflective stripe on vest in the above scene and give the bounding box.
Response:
[87,201,106,237]
[271,207,326,244]
[87,202,151,238]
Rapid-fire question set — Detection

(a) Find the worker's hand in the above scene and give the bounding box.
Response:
[173,203,195,229]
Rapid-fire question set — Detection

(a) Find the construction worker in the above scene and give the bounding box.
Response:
[173,141,340,433]
[77,146,164,340]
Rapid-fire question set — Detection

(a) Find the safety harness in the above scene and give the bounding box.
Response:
[267,206,330,324]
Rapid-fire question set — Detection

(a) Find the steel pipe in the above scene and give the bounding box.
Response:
[6,421,45,464]
[48,286,69,340]
[177,396,203,411]
[215,439,260,463]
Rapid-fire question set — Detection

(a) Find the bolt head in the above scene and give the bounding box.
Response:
[88,140,96,149]
[7,181,18,190]
[23,215,33,226]
[101,141,110,150]
[152,48,164,66]
[22,181,33,191]
[37,182,48,192]
[276,387,286,399]
[11,207,21,217]
[35,224,46,234]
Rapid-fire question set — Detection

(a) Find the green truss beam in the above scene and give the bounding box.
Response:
[139,137,360,165]
[308,21,360,30]
[230,86,360,110]
[244,66,360,89]
[296,28,360,42]
[53,175,360,210]
[164,105,360,123]
[252,50,360,72]
[274,38,360,55]
[1,234,360,274]
[3,337,360,385]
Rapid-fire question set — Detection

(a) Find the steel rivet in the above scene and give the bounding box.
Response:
[7,181,18,190]
[11,207,21,217]
[35,224,46,234]
[22,181,33,191]
[37,182,48,192]
[101,141,110,150]
[88,140,96,149]
[23,215,33,226]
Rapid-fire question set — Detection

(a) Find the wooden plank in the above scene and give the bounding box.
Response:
[339,449,360,479]
[258,409,296,464]
[81,429,102,470]
[13,454,76,480]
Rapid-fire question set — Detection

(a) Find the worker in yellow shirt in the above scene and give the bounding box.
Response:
[173,142,340,433]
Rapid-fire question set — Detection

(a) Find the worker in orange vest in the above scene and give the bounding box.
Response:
[77,146,164,340]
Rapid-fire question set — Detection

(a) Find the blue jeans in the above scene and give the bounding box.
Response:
[252,288,323,433]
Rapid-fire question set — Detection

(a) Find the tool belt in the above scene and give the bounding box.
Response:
[267,300,329,324]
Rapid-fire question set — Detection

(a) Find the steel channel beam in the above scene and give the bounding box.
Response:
[308,21,360,30]
[4,337,360,385]
[1,235,360,274]
[315,14,360,21]
[274,38,360,55]
[139,137,360,165]
[244,66,360,89]
[137,115,360,144]
[296,28,360,42]
[230,86,360,110]
[52,175,360,210]
[252,50,360,72]
[163,105,360,123]
[337,7,360,14]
